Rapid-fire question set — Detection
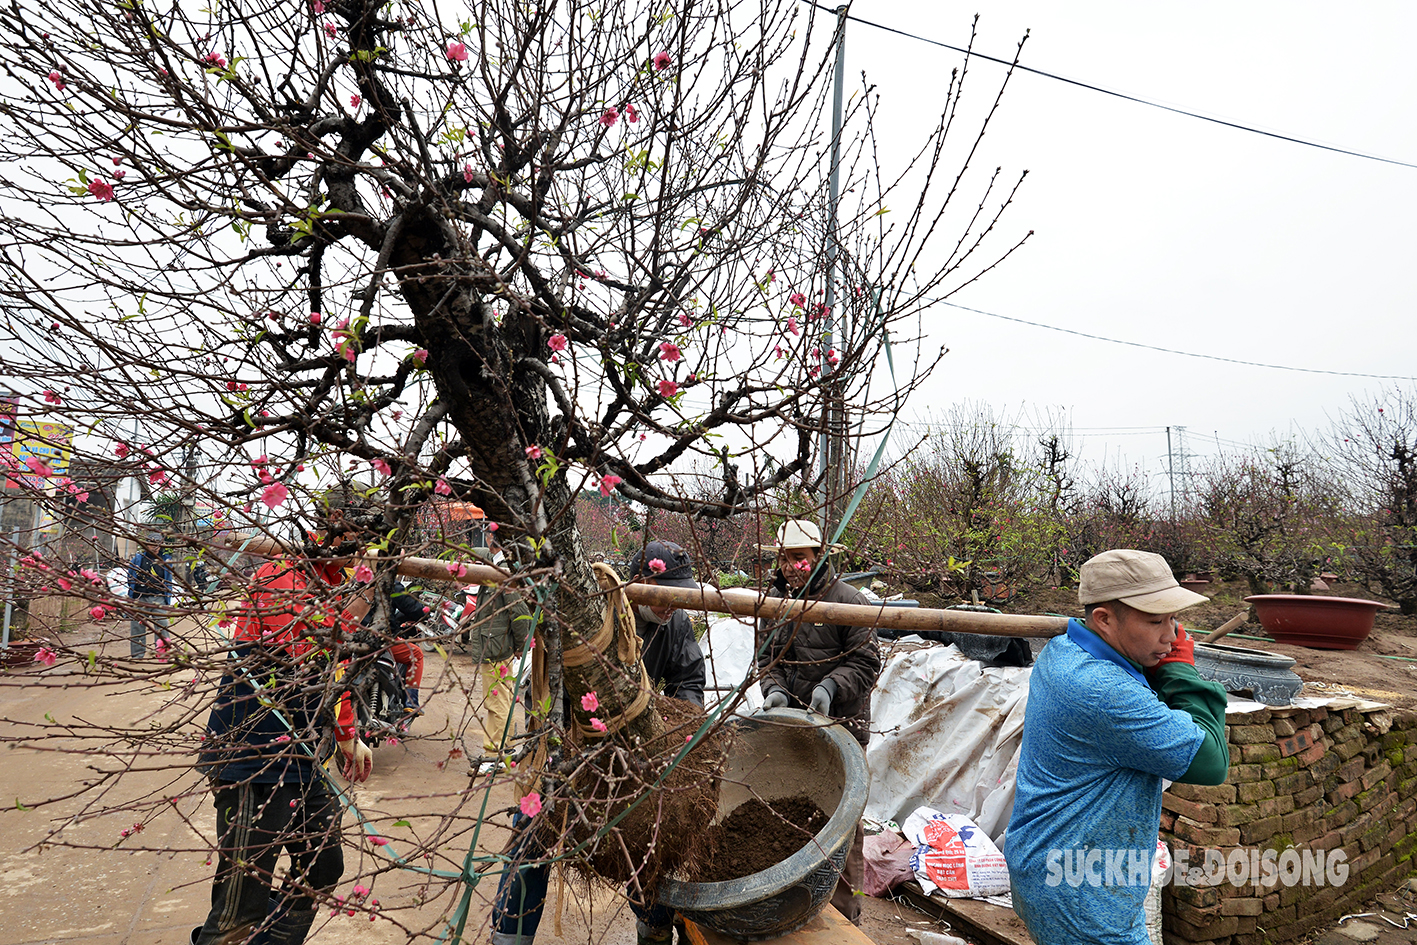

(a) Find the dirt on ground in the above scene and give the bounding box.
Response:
[0,617,929,945]
[5,576,1417,945]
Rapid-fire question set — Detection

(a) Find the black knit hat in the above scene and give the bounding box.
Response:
[628,540,699,590]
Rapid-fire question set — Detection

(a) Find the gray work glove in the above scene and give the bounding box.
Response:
[760,688,789,712]
[808,684,833,716]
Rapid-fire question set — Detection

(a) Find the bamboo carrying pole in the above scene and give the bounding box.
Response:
[214,535,1069,638]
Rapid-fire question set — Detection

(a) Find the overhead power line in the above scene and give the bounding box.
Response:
[810,3,1417,172]
[935,298,1415,381]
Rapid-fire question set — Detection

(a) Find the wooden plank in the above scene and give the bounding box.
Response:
[891,882,1036,945]
[682,905,877,945]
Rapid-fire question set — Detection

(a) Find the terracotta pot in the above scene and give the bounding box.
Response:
[1,642,44,668]
[1244,595,1389,650]
[1178,579,1211,592]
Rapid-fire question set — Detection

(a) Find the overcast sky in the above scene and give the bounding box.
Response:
[836,1,1416,483]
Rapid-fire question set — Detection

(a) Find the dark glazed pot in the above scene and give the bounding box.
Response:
[658,709,869,941]
[1193,642,1303,706]
[1245,595,1389,650]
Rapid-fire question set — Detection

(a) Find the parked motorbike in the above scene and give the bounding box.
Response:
[415,587,476,642]
[344,632,414,746]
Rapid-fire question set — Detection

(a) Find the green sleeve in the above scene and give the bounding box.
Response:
[1150,662,1230,785]
[507,591,533,654]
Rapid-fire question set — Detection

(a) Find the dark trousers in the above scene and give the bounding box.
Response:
[195,779,344,945]
[492,813,674,943]
[831,819,865,923]
[128,594,169,658]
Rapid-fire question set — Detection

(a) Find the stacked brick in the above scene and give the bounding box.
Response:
[1158,701,1417,945]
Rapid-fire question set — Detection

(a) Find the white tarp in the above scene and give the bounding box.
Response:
[702,614,764,714]
[865,640,1032,845]
[698,620,1032,845]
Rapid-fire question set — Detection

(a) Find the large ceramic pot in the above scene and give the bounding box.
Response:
[1193,642,1303,706]
[658,709,869,940]
[1244,594,1390,650]
[0,641,43,668]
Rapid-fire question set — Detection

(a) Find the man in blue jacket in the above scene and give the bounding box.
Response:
[1006,549,1229,945]
[126,535,173,657]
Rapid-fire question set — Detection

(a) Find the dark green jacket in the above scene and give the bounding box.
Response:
[469,584,532,664]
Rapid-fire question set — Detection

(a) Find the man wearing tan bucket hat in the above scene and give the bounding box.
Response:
[1005,550,1230,945]
[756,518,880,924]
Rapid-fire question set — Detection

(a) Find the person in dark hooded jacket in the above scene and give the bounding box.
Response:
[755,518,880,924]
[627,539,706,707]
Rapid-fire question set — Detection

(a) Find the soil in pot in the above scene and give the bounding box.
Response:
[689,795,830,883]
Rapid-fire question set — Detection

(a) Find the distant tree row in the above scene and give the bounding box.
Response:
[574,388,1417,616]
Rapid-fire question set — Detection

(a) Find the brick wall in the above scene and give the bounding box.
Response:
[1159,701,1417,945]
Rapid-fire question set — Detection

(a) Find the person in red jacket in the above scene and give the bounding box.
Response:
[192,552,374,945]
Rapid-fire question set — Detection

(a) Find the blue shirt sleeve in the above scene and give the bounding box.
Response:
[1086,670,1205,782]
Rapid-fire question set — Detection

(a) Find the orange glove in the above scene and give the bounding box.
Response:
[1152,626,1195,669]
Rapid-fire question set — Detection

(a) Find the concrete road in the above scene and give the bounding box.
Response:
[0,621,646,945]
[0,619,921,945]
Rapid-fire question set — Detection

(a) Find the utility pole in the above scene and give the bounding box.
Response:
[1167,426,1176,522]
[820,4,849,540]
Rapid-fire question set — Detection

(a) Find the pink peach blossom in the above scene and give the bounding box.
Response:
[590,718,608,733]
[261,482,289,509]
[599,107,619,127]
[653,50,672,70]
[446,41,469,62]
[657,379,678,399]
[598,475,622,498]
[88,178,114,202]
[581,691,600,712]
[547,333,567,352]
[519,792,542,817]
[658,342,681,362]
[648,558,666,574]
[434,478,452,496]
[353,564,374,584]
